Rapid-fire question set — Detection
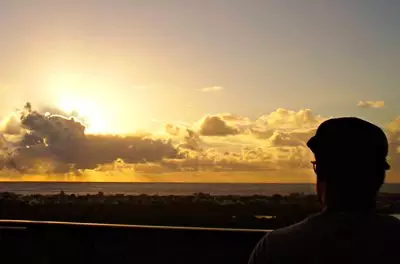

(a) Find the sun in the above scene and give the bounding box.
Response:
[47,72,119,134]
[48,72,137,135]
[58,97,111,134]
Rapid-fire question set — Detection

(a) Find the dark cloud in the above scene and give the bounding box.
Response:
[0,103,179,173]
[199,116,239,136]
[38,105,70,116]
[37,104,88,126]
[178,128,202,151]
[164,122,202,151]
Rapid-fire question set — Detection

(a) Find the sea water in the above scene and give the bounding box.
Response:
[0,182,399,196]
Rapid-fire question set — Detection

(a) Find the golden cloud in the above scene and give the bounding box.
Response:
[357,100,385,109]
[198,115,240,136]
[0,104,399,182]
[198,86,224,92]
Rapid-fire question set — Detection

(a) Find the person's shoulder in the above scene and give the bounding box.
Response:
[269,213,320,240]
[249,214,321,263]
[376,214,400,224]
[257,213,319,257]
[372,214,400,234]
[249,213,400,264]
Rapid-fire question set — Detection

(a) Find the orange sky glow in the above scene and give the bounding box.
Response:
[0,1,399,183]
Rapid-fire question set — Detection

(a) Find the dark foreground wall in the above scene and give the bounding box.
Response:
[0,220,267,264]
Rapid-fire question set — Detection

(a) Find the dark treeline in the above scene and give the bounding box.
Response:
[1,192,399,229]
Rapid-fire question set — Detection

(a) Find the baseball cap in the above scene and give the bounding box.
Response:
[307,117,390,170]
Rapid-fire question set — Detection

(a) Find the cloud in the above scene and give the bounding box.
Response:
[0,106,356,181]
[256,108,325,130]
[249,109,321,148]
[198,115,239,136]
[165,123,184,137]
[1,103,399,182]
[248,128,275,139]
[161,108,323,174]
[219,113,250,123]
[387,117,400,135]
[0,113,23,135]
[162,146,277,172]
[164,109,322,173]
[267,131,306,147]
[177,128,202,151]
[198,86,224,92]
[0,103,179,173]
[357,100,385,109]
[387,117,400,169]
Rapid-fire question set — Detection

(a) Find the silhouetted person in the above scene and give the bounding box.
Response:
[249,117,400,264]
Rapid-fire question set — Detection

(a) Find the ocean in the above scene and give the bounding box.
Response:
[1,182,400,196]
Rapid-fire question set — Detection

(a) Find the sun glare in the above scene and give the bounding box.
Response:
[48,72,139,135]
[58,97,111,134]
[47,72,123,134]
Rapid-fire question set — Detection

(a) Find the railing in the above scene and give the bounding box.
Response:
[0,219,268,264]
[0,219,272,232]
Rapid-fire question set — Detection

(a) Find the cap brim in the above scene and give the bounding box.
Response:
[306,136,317,153]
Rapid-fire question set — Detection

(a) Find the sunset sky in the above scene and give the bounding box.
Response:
[0,1,399,182]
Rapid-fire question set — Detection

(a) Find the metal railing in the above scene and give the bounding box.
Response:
[0,219,272,232]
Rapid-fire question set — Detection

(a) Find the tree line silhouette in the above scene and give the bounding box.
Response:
[1,192,399,229]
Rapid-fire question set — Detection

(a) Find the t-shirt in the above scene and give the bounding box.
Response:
[249,211,400,264]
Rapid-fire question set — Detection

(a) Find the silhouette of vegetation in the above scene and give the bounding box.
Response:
[0,192,398,229]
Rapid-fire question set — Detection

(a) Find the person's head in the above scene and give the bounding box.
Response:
[307,117,390,211]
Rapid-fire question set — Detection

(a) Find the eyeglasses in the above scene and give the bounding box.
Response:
[311,161,317,173]
[311,160,390,172]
